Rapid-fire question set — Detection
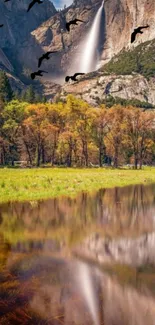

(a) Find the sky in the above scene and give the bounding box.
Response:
[53,0,73,9]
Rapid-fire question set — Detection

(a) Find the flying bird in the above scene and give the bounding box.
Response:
[38,51,57,68]
[4,0,11,2]
[31,70,48,80]
[0,24,4,28]
[131,25,149,43]
[66,19,85,32]
[65,73,85,83]
[27,0,43,12]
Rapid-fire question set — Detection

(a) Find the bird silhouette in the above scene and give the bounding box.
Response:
[38,51,58,68]
[31,70,48,80]
[131,25,149,43]
[27,0,43,12]
[65,73,85,82]
[4,0,11,2]
[0,25,4,28]
[66,19,85,32]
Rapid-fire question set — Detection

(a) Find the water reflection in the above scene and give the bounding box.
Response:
[1,184,155,245]
[1,251,155,324]
[1,184,155,324]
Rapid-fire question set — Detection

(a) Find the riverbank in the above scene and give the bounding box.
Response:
[0,167,155,203]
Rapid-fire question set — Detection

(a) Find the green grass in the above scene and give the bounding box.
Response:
[0,167,155,203]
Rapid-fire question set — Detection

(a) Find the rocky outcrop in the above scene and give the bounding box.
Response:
[35,79,62,100]
[59,72,155,106]
[75,232,155,267]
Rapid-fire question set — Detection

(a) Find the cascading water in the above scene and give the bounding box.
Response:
[80,1,104,73]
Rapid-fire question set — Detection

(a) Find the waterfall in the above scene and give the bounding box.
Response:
[80,1,104,73]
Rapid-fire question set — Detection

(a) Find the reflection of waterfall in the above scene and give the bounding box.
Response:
[77,261,100,325]
[80,1,104,73]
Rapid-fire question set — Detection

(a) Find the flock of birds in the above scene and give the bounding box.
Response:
[30,16,86,81]
[0,0,150,84]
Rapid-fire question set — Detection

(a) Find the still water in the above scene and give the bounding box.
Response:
[1,184,155,324]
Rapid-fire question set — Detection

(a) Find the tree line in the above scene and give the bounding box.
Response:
[0,93,155,169]
[0,70,155,169]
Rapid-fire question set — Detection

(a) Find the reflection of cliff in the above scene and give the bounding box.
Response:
[2,255,155,325]
[78,231,155,267]
[1,184,155,243]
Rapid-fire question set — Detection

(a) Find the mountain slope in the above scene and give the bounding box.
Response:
[0,0,155,100]
[58,39,155,107]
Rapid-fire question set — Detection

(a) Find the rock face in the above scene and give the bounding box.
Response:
[75,232,155,267]
[59,72,155,106]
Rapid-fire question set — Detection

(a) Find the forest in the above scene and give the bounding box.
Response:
[0,71,155,169]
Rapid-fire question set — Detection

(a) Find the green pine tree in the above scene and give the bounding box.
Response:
[42,95,47,103]
[0,71,13,102]
[34,92,42,103]
[25,85,36,103]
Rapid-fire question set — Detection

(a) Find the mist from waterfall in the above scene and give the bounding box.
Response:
[80,1,104,73]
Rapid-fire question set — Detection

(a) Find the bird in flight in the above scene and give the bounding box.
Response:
[65,73,85,82]
[0,25,4,28]
[66,19,85,32]
[4,0,11,2]
[38,51,58,68]
[31,70,48,80]
[27,0,43,12]
[131,25,149,43]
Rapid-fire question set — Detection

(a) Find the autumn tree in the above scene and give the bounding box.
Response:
[47,102,65,165]
[125,107,154,169]
[24,104,53,166]
[93,105,109,166]
[105,105,127,167]
[66,95,95,167]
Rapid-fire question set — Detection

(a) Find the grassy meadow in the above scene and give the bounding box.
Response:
[0,167,155,203]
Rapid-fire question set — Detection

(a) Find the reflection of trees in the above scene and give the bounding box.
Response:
[1,184,155,242]
[100,184,155,233]
[0,235,11,268]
